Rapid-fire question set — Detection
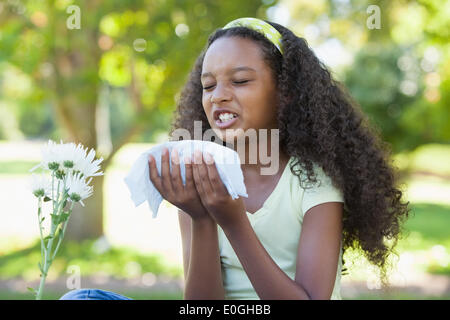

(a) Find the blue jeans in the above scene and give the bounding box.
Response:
[59,288,133,300]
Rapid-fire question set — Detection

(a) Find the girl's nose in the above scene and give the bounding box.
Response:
[210,84,232,104]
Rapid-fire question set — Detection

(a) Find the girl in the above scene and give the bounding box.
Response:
[60,17,410,300]
[161,17,410,300]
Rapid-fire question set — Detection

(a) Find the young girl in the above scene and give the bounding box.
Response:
[162,17,410,300]
[60,17,410,300]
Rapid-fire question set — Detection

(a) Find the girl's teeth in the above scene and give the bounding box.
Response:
[219,113,237,122]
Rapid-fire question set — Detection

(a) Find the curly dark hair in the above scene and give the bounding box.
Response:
[169,20,411,287]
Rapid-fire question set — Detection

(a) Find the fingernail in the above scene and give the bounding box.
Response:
[171,148,179,164]
[148,155,153,163]
[194,150,201,164]
[184,155,191,164]
[204,152,214,164]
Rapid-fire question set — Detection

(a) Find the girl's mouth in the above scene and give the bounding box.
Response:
[215,115,238,129]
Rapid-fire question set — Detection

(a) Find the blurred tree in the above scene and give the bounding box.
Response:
[280,0,450,152]
[344,44,423,152]
[0,0,269,240]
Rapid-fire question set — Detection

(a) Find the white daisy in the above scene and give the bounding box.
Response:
[30,173,51,198]
[65,173,93,207]
[29,140,104,180]
[58,142,81,171]
[29,139,66,173]
[73,147,104,179]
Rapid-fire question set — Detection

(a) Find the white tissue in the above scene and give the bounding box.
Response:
[124,140,248,218]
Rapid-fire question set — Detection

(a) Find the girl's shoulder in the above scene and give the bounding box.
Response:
[286,157,344,220]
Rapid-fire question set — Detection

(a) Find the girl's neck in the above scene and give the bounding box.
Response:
[227,133,289,177]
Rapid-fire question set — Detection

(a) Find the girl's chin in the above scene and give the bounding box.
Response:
[212,128,248,145]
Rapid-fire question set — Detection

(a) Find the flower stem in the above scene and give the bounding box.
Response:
[52,202,74,261]
[51,171,55,213]
[37,197,45,263]
[36,268,47,300]
[35,197,46,300]
[36,216,59,300]
[36,178,68,300]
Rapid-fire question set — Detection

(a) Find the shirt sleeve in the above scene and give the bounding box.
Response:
[301,165,344,217]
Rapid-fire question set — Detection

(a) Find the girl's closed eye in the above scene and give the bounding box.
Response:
[203,80,250,90]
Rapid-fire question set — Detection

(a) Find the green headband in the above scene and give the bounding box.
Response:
[222,17,283,55]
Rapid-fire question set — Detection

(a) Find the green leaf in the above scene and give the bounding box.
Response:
[43,196,51,202]
[50,213,60,224]
[43,235,53,241]
[59,212,70,223]
[27,287,37,295]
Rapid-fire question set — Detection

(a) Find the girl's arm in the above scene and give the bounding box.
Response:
[189,152,342,299]
[178,209,225,299]
[149,149,225,299]
[222,202,343,300]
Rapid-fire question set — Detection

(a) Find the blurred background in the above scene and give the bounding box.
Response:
[0,0,449,300]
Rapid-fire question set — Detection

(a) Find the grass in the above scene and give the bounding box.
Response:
[0,290,183,300]
[398,202,450,249]
[4,291,448,300]
[0,239,184,300]
[395,202,450,276]
[0,161,40,174]
[341,201,450,278]
[344,293,450,300]
[405,203,450,242]
[0,238,183,282]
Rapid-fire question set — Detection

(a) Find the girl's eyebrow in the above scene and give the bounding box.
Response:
[201,66,256,79]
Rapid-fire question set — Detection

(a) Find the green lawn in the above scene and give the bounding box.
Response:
[401,203,450,246]
[0,290,183,300]
[344,293,450,300]
[0,239,184,300]
[0,238,182,281]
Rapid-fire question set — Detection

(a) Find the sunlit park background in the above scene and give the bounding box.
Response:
[0,0,449,300]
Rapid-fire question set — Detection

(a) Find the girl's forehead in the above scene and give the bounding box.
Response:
[203,37,265,73]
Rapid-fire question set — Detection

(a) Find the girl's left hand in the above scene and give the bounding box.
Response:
[191,149,247,231]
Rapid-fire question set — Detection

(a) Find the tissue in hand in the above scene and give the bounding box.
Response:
[124,140,248,218]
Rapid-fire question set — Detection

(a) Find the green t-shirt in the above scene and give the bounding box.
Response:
[217,156,345,300]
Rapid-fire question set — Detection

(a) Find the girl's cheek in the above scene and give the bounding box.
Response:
[202,94,211,109]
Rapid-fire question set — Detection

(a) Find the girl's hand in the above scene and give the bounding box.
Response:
[191,149,247,231]
[148,147,210,221]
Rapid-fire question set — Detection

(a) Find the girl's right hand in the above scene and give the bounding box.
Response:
[148,147,210,221]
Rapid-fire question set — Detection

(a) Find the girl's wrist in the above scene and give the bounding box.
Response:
[191,215,216,226]
[217,212,249,236]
